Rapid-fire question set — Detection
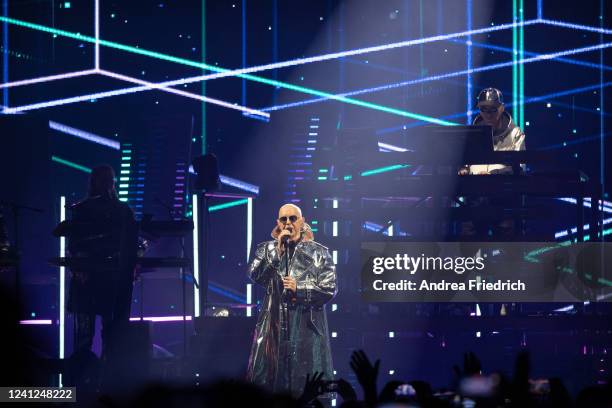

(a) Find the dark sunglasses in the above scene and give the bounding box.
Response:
[479,106,499,114]
[279,215,299,223]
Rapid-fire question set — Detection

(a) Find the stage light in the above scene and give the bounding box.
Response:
[208,199,248,212]
[246,283,252,317]
[219,175,260,194]
[0,15,464,124]
[51,156,92,174]
[540,19,612,35]
[0,69,97,89]
[193,193,201,318]
[98,70,269,118]
[262,42,612,114]
[451,39,612,71]
[59,196,66,387]
[19,319,53,325]
[49,120,120,149]
[129,316,193,322]
[378,82,611,136]
[360,164,410,177]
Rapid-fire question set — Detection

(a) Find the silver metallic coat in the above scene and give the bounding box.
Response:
[246,239,337,395]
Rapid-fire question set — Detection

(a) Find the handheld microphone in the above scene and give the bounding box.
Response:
[280,227,293,244]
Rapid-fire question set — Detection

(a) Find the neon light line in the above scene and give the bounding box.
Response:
[51,156,92,173]
[558,197,612,213]
[98,70,269,118]
[94,0,99,69]
[247,197,253,262]
[466,0,473,124]
[360,164,410,177]
[246,283,252,317]
[130,316,193,322]
[185,20,541,82]
[188,165,260,195]
[192,194,200,318]
[208,198,248,212]
[19,319,53,325]
[378,142,410,152]
[0,15,527,124]
[540,19,612,35]
[262,42,612,113]
[3,71,268,117]
[554,217,612,238]
[519,0,525,129]
[209,283,246,302]
[2,0,8,107]
[513,0,518,123]
[537,0,543,20]
[538,130,612,150]
[59,196,66,361]
[378,82,612,135]
[219,174,260,194]
[601,0,607,232]
[246,197,252,317]
[49,120,120,150]
[517,0,525,129]
[449,38,612,71]
[0,69,97,89]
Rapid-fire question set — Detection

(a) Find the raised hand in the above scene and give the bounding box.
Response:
[453,351,482,379]
[337,378,357,402]
[299,371,325,405]
[349,350,380,407]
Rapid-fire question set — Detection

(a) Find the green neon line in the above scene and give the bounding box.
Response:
[598,277,612,287]
[512,0,518,122]
[519,0,525,129]
[343,175,353,180]
[360,164,410,177]
[0,16,455,126]
[201,0,207,154]
[208,198,248,212]
[51,155,92,173]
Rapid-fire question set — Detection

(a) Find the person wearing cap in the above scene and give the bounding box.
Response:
[459,88,526,175]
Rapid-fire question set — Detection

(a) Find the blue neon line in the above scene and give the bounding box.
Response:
[241,0,247,107]
[209,284,246,303]
[600,0,605,196]
[261,42,612,113]
[537,130,612,150]
[449,38,612,71]
[272,0,278,105]
[49,121,121,149]
[466,0,473,124]
[540,19,612,35]
[537,0,543,20]
[2,0,7,108]
[377,82,612,135]
[338,0,345,105]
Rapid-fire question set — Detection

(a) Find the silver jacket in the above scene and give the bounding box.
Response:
[469,111,526,175]
[246,239,337,395]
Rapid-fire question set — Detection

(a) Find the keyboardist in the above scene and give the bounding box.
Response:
[459,87,526,175]
[67,165,138,366]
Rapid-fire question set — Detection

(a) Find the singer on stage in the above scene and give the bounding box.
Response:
[246,204,336,396]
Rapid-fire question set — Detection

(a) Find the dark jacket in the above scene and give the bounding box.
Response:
[67,196,137,315]
[246,239,337,395]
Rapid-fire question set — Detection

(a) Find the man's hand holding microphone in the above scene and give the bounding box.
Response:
[277,226,297,293]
